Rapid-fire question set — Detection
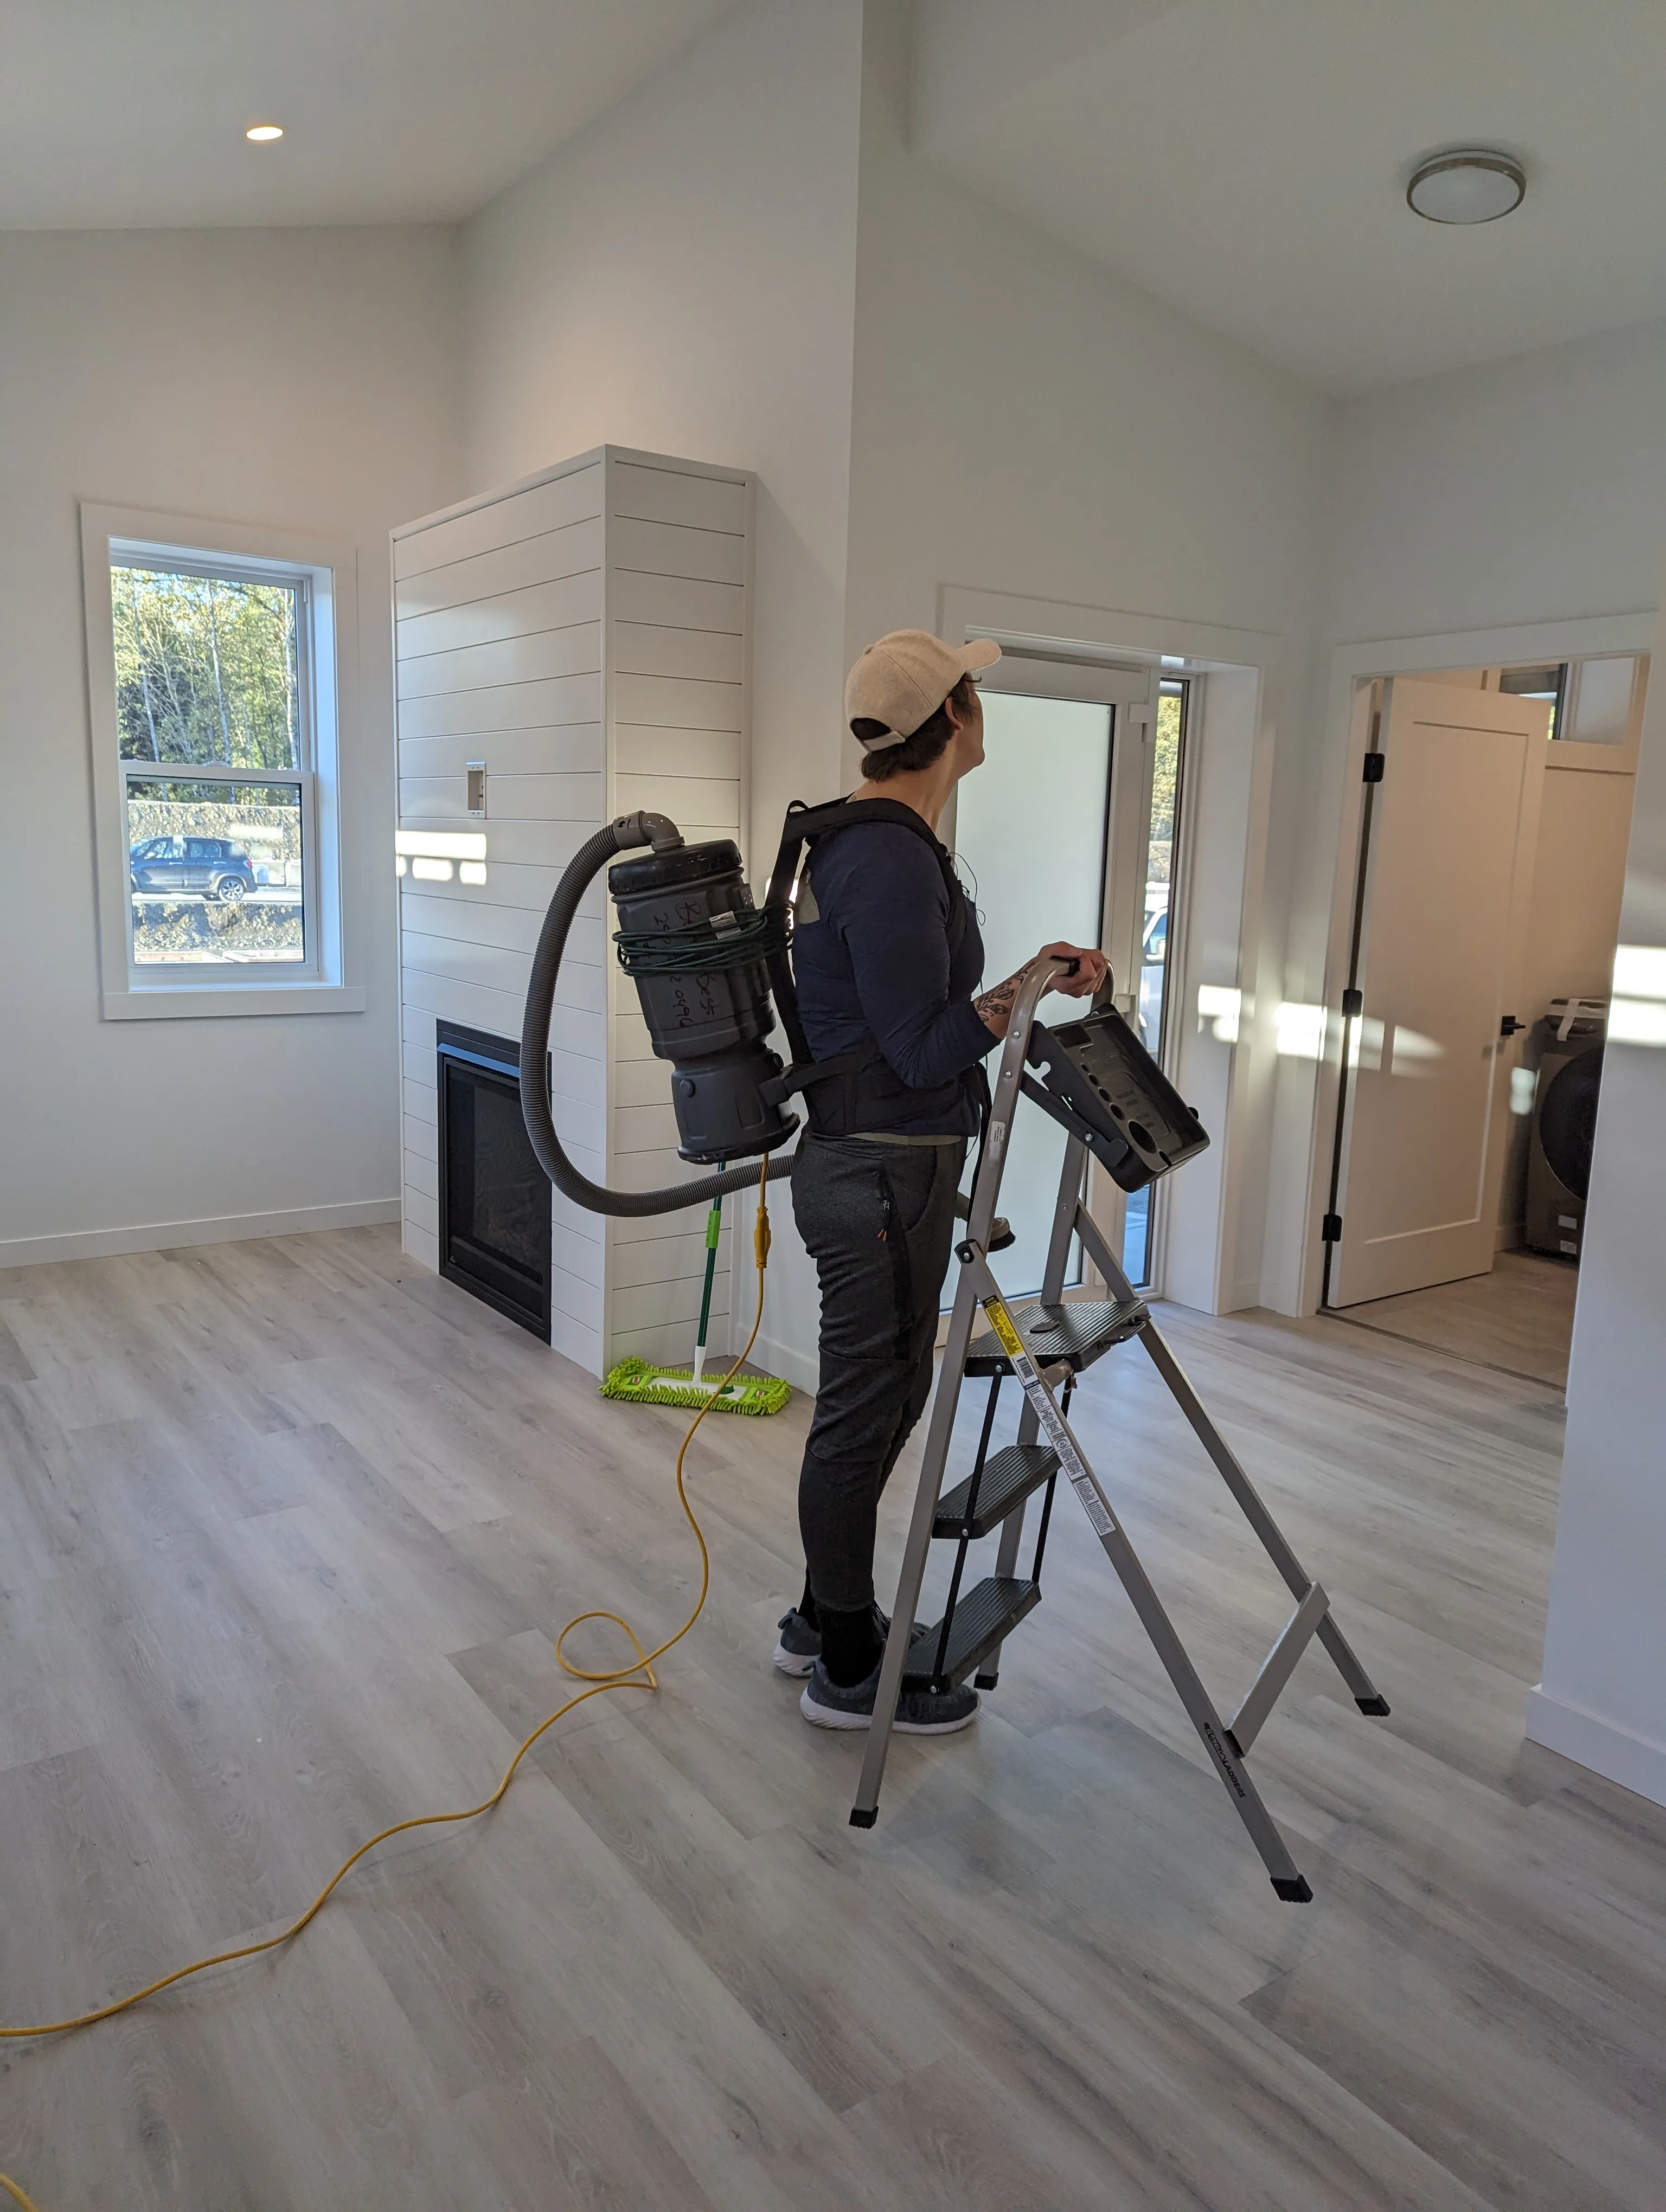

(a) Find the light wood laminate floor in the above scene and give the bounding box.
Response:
[1326,1250,1579,1390]
[3,1226,1662,2210]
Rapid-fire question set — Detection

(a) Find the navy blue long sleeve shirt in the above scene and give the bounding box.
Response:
[792,820,998,1136]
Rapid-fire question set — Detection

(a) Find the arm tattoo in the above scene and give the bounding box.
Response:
[974,971,1022,1031]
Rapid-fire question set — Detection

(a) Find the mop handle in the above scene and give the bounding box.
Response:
[691,1173,725,1385]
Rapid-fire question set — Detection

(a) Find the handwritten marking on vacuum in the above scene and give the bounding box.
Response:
[980,1295,1119,1539]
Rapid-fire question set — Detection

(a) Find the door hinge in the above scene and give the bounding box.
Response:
[1321,1213,1343,1243]
[1362,753,1386,783]
[1341,988,1363,1018]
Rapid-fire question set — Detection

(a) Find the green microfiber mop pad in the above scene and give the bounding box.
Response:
[600,1356,790,1416]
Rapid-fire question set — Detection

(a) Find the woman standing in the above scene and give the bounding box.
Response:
[774,630,1107,1731]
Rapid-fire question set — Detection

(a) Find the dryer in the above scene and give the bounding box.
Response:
[1524,998,1605,1260]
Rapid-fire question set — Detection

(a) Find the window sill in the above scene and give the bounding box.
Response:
[102,982,367,1021]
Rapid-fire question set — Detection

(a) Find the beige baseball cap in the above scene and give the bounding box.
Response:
[844,629,1002,750]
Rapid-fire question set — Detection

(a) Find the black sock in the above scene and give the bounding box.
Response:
[796,1577,818,1630]
[818,1604,882,1687]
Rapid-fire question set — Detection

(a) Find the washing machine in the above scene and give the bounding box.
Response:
[1524,999,1606,1260]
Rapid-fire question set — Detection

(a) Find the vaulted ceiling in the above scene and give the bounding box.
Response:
[7,0,1665,393]
[911,0,1666,390]
[0,0,736,229]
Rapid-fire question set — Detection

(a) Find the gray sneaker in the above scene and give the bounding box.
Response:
[799,1659,979,1734]
[773,1609,821,1677]
[772,1604,925,1679]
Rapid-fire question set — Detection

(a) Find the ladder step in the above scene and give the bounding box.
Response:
[934,1444,1059,1538]
[903,1577,1041,1690]
[966,1297,1147,1377]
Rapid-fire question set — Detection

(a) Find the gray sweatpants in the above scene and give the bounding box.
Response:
[790,1132,967,1613]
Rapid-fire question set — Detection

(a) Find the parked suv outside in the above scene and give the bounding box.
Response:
[1137,902,1168,1049]
[130,835,257,903]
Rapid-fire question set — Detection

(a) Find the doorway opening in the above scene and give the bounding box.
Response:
[951,655,1191,1298]
[1319,653,1646,1388]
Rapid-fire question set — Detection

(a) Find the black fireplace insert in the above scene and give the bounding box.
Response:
[435,1021,552,1339]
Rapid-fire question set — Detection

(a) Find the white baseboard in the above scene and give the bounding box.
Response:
[0,1199,402,1269]
[751,1330,819,1396]
[1526,1685,1666,1810]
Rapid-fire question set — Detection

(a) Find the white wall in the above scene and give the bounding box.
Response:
[0,227,462,1262]
[1325,321,1666,645]
[1530,574,1666,1806]
[848,0,1336,1313]
[458,0,864,1385]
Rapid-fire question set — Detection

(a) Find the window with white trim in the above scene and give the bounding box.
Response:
[83,506,360,1019]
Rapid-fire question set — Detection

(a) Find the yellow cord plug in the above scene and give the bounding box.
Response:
[0,1158,777,2212]
[754,1191,772,1271]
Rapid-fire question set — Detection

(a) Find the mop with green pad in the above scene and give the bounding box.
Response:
[600,1178,790,1416]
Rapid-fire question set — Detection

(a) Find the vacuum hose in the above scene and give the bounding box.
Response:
[520,811,797,1217]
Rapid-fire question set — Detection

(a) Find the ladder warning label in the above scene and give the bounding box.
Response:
[983,1298,1026,1360]
[1071,1476,1116,1539]
[980,1294,1122,1541]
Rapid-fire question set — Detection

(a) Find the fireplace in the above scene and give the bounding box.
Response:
[435,1021,552,1339]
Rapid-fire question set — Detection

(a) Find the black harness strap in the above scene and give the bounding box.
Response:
[761,798,975,1136]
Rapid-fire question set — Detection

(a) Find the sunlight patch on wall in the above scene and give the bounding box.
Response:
[1611,943,1666,1045]
[1274,1001,1326,1058]
[1196,983,1241,1043]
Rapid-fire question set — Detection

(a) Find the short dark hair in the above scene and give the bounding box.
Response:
[853,674,975,781]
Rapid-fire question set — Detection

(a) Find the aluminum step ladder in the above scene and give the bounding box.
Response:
[850,957,1389,1902]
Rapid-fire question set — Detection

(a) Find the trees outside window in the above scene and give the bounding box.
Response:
[82,506,357,1018]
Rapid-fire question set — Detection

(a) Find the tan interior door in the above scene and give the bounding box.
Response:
[1328,678,1548,1307]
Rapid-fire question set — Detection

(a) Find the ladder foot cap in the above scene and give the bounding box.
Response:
[1272,1875,1313,1904]
[848,1806,877,1829]
[973,1673,999,1692]
[1355,1695,1391,1716]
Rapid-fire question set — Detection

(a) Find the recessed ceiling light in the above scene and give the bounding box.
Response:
[245,124,284,143]
[1406,148,1526,225]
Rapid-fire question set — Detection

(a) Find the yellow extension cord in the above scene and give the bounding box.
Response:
[0,1162,776,2212]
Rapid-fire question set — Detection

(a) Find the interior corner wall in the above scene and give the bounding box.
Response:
[1530,571,1666,1809]
[1269,318,1666,1806]
[0,225,463,1263]
[460,0,864,871]
[458,0,865,1386]
[845,0,1336,1314]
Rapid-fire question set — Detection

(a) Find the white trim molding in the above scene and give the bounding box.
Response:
[1526,1685,1666,1810]
[100,983,367,1021]
[0,1198,400,1269]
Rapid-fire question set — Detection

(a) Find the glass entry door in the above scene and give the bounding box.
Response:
[949,654,1163,1295]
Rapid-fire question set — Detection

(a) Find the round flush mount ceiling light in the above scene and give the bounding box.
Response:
[245,123,285,143]
[1406,147,1526,224]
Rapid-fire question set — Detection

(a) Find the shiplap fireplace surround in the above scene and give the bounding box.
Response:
[394,447,754,1376]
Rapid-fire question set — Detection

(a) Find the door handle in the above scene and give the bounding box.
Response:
[1500,1015,1526,1038]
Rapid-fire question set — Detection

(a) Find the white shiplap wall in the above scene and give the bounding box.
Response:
[393,448,753,1375]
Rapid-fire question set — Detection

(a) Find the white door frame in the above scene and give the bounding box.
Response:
[1284,609,1657,1319]
[939,583,1286,1315]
